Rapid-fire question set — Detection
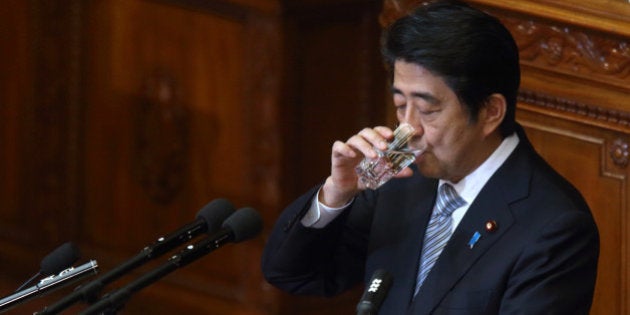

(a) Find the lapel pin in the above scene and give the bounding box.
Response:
[485,220,498,232]
[468,231,481,249]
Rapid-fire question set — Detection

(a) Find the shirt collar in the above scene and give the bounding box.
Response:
[441,132,520,205]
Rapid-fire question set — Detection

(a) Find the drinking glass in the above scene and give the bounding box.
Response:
[355,123,421,189]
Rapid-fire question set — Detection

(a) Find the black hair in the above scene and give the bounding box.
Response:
[381,0,520,137]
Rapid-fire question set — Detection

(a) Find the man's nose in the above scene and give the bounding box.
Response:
[401,106,424,136]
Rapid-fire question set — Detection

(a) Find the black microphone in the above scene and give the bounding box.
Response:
[141,198,235,259]
[356,269,393,315]
[37,199,235,315]
[39,242,81,280]
[0,242,82,313]
[14,242,81,293]
[0,260,99,313]
[78,207,263,315]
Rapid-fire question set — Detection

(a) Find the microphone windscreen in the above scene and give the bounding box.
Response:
[356,269,393,315]
[197,198,235,233]
[40,242,81,276]
[222,207,263,242]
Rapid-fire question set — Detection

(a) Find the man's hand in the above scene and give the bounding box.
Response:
[318,126,396,207]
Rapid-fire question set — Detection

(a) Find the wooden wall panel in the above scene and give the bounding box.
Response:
[0,1,32,242]
[0,0,277,313]
[82,0,249,249]
[78,0,274,314]
[281,0,387,197]
[0,0,87,313]
[0,0,36,300]
[0,0,85,271]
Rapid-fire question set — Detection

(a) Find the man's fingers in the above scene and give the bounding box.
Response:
[394,167,414,178]
[332,140,358,159]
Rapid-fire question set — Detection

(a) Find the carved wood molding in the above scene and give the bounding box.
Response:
[518,90,630,169]
[500,14,630,91]
[610,138,630,169]
[518,89,630,131]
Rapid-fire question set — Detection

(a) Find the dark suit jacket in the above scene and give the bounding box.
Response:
[262,129,599,314]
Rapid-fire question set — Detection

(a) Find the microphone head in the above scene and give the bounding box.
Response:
[221,207,263,242]
[40,242,81,276]
[356,269,393,315]
[197,198,235,233]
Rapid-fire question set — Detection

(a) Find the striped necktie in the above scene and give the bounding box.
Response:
[414,183,466,296]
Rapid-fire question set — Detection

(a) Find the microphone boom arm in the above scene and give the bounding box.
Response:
[78,231,233,315]
[36,246,160,314]
[37,198,235,314]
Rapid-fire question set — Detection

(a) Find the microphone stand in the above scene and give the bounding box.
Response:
[36,247,157,314]
[0,260,98,313]
[37,218,210,314]
[79,232,234,315]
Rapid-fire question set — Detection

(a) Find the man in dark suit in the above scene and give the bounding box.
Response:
[261,1,599,314]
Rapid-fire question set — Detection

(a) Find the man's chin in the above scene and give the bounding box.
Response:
[414,161,441,179]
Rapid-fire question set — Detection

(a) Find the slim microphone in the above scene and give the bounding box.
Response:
[0,242,82,313]
[14,242,81,293]
[78,207,263,315]
[356,269,393,315]
[39,242,81,280]
[37,199,235,315]
[0,260,99,313]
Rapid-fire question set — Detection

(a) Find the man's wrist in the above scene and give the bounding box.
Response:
[319,176,358,208]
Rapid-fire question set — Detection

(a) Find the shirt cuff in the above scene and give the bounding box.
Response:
[300,188,352,228]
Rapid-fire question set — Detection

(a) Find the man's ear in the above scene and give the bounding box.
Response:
[481,93,506,137]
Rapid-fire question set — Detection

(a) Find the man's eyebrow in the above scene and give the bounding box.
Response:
[391,86,439,105]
